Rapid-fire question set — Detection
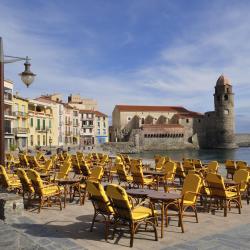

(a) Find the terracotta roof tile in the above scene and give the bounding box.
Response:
[94,111,108,117]
[115,105,189,113]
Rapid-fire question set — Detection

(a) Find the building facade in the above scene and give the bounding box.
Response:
[13,95,29,150]
[79,110,95,148]
[94,111,109,144]
[110,75,236,150]
[4,80,15,150]
[28,99,54,148]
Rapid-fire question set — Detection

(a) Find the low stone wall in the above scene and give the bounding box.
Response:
[235,133,250,147]
[101,142,139,154]
[0,192,24,223]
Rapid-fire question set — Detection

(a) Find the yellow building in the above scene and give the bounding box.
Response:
[13,95,29,150]
[28,99,55,148]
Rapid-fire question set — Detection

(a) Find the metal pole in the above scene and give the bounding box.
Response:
[0,37,5,165]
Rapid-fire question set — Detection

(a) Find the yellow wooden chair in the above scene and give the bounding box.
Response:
[155,156,165,172]
[106,184,158,247]
[165,173,202,233]
[161,161,177,192]
[27,169,62,213]
[116,163,133,186]
[54,161,72,181]
[0,165,21,191]
[233,169,250,204]
[17,168,35,207]
[236,161,248,170]
[18,153,29,168]
[206,173,241,216]
[131,165,155,189]
[86,180,114,240]
[225,160,237,179]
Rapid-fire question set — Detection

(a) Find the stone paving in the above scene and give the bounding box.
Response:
[1,196,249,250]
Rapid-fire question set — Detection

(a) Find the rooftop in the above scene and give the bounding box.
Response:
[115,105,190,113]
[216,74,231,86]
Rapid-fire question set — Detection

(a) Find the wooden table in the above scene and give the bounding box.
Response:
[126,188,156,204]
[57,178,82,208]
[143,170,165,190]
[148,192,182,238]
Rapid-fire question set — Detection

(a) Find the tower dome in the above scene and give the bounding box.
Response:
[216,74,231,86]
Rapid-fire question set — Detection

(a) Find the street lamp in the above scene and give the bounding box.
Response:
[0,37,36,165]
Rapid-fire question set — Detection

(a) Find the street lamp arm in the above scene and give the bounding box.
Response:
[3,55,30,64]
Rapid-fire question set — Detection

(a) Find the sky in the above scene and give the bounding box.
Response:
[1,0,250,132]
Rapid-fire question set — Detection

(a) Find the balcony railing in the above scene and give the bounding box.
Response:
[13,111,28,117]
[81,124,94,128]
[35,128,50,132]
[65,121,72,125]
[4,110,14,116]
[5,127,13,134]
[65,131,72,136]
[4,93,12,101]
[13,128,29,134]
[73,122,79,127]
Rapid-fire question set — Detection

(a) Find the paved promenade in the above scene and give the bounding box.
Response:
[1,197,250,250]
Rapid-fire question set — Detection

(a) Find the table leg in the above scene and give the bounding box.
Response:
[161,201,164,238]
[64,185,67,208]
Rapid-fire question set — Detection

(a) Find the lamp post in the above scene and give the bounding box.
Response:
[0,37,36,165]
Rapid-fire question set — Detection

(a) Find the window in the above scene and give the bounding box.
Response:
[224,94,228,101]
[30,135,33,146]
[98,122,100,127]
[97,129,100,135]
[83,128,86,133]
[98,117,100,121]
[22,119,25,128]
[43,135,46,145]
[103,122,106,128]
[103,129,106,135]
[15,104,18,112]
[90,129,92,133]
[43,119,46,130]
[186,119,189,123]
[37,119,40,130]
[224,109,229,115]
[30,117,33,127]
[141,118,145,124]
[37,135,40,146]
[128,117,131,121]
[21,105,25,113]
[49,120,51,128]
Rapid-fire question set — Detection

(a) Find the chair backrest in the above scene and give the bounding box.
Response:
[106,184,132,221]
[58,152,64,161]
[89,166,104,181]
[19,153,29,168]
[131,165,144,185]
[233,169,249,192]
[176,162,186,178]
[27,155,39,169]
[162,161,177,181]
[154,154,161,164]
[207,161,219,173]
[36,152,45,161]
[0,165,10,188]
[225,160,236,170]
[236,161,248,170]
[57,161,71,179]
[71,155,81,175]
[17,168,34,193]
[76,152,84,162]
[116,163,129,182]
[26,169,44,196]
[182,173,202,204]
[6,153,13,162]
[86,180,113,214]
[79,161,91,178]
[206,173,227,197]
[183,160,195,173]
[193,159,202,169]
[155,157,165,171]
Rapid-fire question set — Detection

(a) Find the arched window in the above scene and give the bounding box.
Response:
[224,94,228,101]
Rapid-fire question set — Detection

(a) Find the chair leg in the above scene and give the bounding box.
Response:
[130,222,135,248]
[90,212,97,232]
[38,197,43,213]
[193,206,198,223]
[104,216,110,241]
[224,200,228,217]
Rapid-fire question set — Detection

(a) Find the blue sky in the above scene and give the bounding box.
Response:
[1,0,250,132]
